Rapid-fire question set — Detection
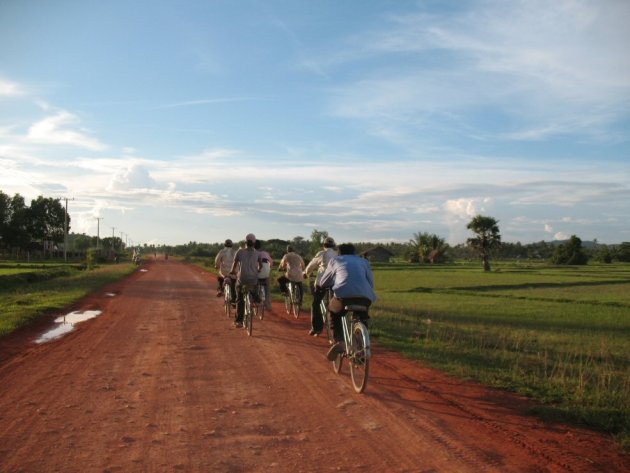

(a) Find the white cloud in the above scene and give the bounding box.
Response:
[554,231,570,241]
[107,164,157,191]
[27,111,107,151]
[0,78,26,96]
[327,0,630,143]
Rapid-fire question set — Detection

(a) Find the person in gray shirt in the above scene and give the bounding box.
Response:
[230,233,262,327]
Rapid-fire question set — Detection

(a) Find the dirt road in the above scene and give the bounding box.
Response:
[0,259,628,472]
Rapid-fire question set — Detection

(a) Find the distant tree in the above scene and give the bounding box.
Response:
[290,235,310,258]
[28,196,67,254]
[409,232,448,263]
[310,229,330,255]
[614,242,630,262]
[593,245,613,264]
[467,215,501,271]
[3,193,31,254]
[0,190,11,248]
[551,235,588,265]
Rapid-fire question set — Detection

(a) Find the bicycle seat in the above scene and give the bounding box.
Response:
[345,304,369,312]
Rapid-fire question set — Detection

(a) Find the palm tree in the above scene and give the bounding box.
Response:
[466,215,501,271]
[410,232,448,263]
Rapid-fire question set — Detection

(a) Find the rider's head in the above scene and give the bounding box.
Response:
[245,233,256,248]
[224,239,233,247]
[286,245,294,253]
[254,239,262,250]
[337,243,355,256]
[323,237,335,248]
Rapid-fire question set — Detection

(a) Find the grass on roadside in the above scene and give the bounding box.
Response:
[369,262,630,450]
[0,263,137,337]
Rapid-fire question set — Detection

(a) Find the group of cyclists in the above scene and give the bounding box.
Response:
[214,233,376,360]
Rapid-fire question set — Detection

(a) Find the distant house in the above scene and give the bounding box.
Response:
[360,246,393,263]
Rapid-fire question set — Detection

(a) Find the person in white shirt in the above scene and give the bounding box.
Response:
[303,237,336,336]
[214,239,236,298]
[254,239,273,310]
[277,246,305,303]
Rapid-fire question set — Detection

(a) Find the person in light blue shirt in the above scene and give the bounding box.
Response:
[318,243,376,360]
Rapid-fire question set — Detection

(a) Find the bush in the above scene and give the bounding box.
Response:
[551,235,588,265]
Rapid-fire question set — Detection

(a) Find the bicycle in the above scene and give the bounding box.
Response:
[329,299,371,393]
[284,280,302,318]
[242,284,259,336]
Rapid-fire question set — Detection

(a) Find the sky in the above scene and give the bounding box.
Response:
[1,0,629,247]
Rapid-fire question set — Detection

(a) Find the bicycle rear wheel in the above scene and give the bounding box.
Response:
[258,285,265,320]
[349,322,370,393]
[224,286,232,318]
[292,284,301,318]
[244,295,253,336]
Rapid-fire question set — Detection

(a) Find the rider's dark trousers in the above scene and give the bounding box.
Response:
[328,296,371,343]
[311,287,325,333]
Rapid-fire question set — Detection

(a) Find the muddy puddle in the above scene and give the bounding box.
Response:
[35,310,102,344]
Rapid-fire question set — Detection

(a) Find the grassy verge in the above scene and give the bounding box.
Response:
[0,263,137,337]
[370,262,630,450]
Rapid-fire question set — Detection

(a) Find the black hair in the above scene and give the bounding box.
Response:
[337,243,355,255]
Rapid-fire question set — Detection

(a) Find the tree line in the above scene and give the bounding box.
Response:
[3,190,629,267]
[0,191,68,258]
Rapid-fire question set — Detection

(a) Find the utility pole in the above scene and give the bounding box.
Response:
[111,227,116,251]
[95,217,103,250]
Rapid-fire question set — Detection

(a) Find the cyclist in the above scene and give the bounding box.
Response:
[277,245,305,303]
[318,243,376,360]
[230,233,262,327]
[303,236,336,336]
[214,239,236,298]
[254,239,273,311]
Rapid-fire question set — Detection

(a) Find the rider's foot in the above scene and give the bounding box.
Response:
[217,291,223,297]
[326,342,344,361]
[233,321,243,328]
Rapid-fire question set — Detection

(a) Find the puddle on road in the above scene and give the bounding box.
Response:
[35,310,102,344]
[140,269,148,272]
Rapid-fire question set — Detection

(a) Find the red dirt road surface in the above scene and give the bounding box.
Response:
[1,259,628,472]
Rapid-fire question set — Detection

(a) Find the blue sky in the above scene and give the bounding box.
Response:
[1,0,629,247]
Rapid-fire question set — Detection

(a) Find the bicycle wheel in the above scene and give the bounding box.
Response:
[224,286,232,319]
[349,322,370,393]
[292,284,301,318]
[332,347,343,374]
[258,285,265,320]
[244,294,253,336]
[284,292,291,315]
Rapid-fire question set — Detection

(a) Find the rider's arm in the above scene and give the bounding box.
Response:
[229,251,239,275]
[304,252,322,276]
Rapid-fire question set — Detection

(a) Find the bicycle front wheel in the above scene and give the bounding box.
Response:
[284,293,291,315]
[349,322,370,393]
